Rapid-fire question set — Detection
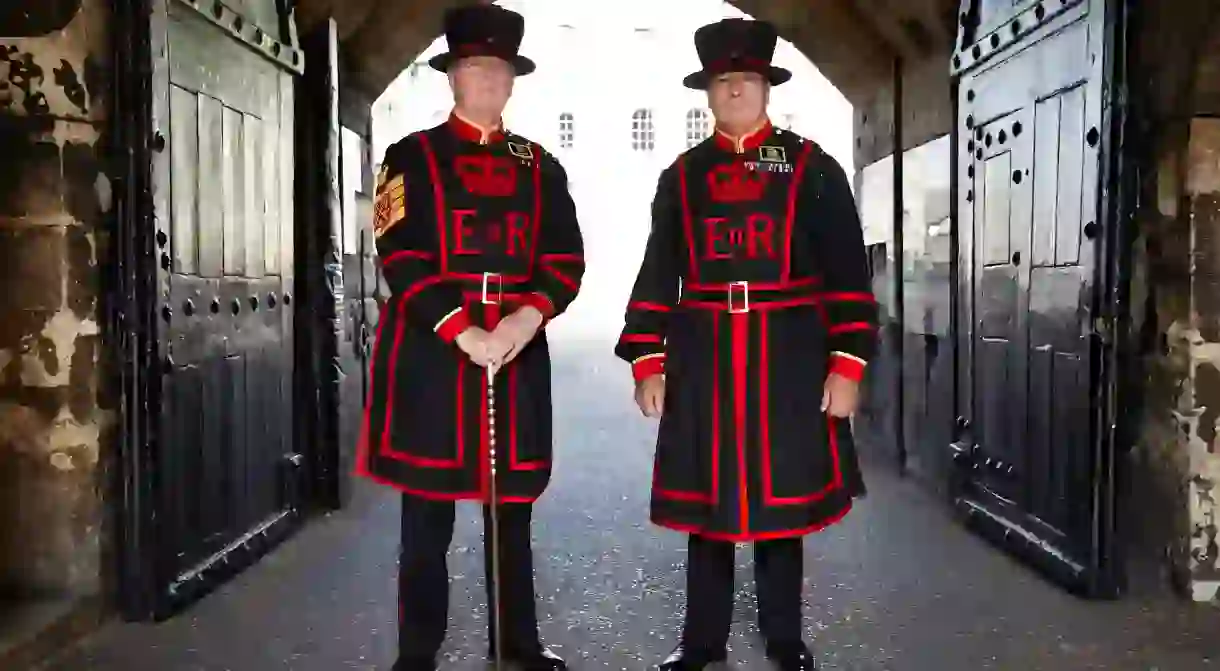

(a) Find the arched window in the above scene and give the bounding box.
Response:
[558,112,574,149]
[631,108,655,152]
[685,108,710,148]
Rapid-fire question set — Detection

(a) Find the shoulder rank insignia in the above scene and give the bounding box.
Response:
[373,173,406,238]
[507,141,534,160]
[759,145,788,163]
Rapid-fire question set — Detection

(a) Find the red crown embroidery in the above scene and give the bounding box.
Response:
[455,154,517,197]
[707,161,768,202]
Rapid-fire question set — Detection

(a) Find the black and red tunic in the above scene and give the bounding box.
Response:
[615,121,876,540]
[358,114,585,502]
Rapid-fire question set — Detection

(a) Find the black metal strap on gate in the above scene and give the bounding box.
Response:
[175,0,305,74]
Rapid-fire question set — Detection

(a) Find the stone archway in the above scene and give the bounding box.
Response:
[295,0,959,168]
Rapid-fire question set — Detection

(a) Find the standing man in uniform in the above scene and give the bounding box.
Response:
[357,5,584,670]
[615,18,876,671]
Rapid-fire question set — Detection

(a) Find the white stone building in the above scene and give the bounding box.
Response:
[370,0,854,338]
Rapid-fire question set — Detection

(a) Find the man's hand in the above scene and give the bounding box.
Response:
[821,373,860,418]
[454,327,494,367]
[634,374,665,418]
[485,306,544,367]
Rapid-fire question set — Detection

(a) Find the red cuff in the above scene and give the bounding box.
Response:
[632,355,666,382]
[828,353,866,382]
[517,292,556,321]
[435,308,472,343]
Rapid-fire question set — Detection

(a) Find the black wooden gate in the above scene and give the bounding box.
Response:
[949,0,1130,597]
[116,0,308,619]
[339,124,378,486]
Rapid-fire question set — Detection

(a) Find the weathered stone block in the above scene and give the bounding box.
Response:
[0,138,63,219]
[0,226,66,316]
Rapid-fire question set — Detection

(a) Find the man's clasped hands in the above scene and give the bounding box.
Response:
[453,306,545,375]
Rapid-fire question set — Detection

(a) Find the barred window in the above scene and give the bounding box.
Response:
[685,108,710,148]
[631,108,655,152]
[559,112,574,149]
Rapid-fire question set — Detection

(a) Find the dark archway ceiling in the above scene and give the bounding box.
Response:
[295,0,958,105]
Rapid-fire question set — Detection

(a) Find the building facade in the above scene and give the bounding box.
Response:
[369,0,855,338]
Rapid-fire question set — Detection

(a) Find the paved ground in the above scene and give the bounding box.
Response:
[44,340,1220,671]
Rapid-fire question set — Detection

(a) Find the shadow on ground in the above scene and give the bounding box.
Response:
[43,340,1220,670]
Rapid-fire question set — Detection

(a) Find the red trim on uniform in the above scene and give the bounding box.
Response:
[827,322,873,335]
[528,143,543,268]
[620,333,663,344]
[355,291,541,501]
[827,413,845,488]
[629,301,671,312]
[356,467,541,503]
[383,249,434,264]
[817,291,876,303]
[540,253,583,262]
[447,112,505,144]
[379,277,464,468]
[456,329,467,470]
[712,313,722,506]
[435,307,471,343]
[759,313,841,505]
[418,134,450,274]
[652,500,852,541]
[678,157,698,280]
[782,142,814,282]
[732,312,750,534]
[447,270,530,282]
[828,354,866,382]
[509,363,546,470]
[685,277,819,292]
[517,292,556,320]
[632,355,666,382]
[354,293,395,480]
[713,120,772,153]
[540,262,580,291]
[680,296,822,311]
[655,312,718,504]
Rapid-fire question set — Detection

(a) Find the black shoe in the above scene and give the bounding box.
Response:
[498,646,567,670]
[391,655,436,671]
[766,642,817,670]
[657,644,728,670]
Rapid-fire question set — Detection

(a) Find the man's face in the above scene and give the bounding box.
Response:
[449,56,515,118]
[707,71,769,132]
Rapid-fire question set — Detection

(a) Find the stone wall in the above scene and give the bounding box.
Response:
[1182,119,1220,600]
[1126,0,1220,601]
[0,0,112,599]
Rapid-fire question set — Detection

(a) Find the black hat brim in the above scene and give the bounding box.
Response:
[683,65,792,90]
[428,52,536,76]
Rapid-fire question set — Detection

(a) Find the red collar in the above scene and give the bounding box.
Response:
[714,119,772,153]
[447,111,504,145]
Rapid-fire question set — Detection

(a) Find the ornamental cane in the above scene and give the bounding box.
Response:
[486,365,505,671]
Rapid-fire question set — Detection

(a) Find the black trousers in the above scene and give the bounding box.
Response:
[397,494,541,659]
[681,534,804,654]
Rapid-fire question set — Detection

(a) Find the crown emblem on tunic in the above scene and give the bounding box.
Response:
[707,161,768,202]
[455,154,517,197]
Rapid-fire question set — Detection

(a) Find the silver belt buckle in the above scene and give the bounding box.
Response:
[481,272,503,305]
[728,281,750,314]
